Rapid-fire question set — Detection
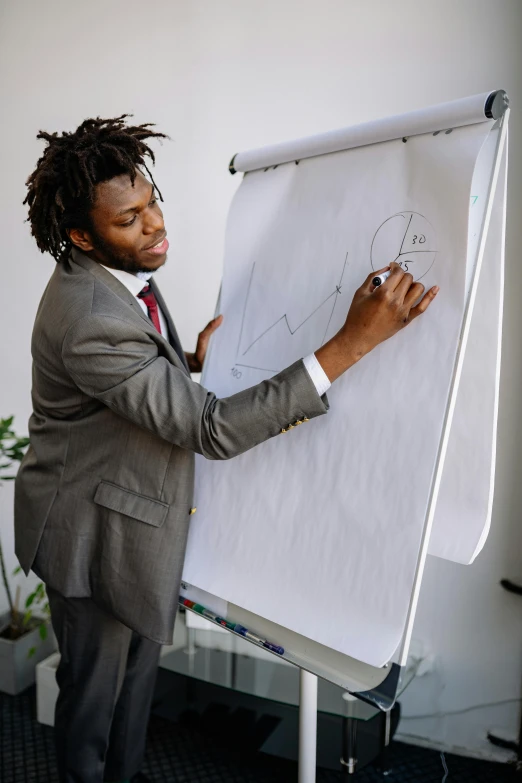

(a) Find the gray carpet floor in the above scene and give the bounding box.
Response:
[1,686,519,782]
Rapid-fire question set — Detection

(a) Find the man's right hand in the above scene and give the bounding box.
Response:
[315,262,439,383]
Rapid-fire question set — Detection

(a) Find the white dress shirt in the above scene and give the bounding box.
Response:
[100,265,331,397]
[302,353,331,397]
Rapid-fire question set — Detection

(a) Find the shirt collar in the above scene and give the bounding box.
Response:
[100,264,148,298]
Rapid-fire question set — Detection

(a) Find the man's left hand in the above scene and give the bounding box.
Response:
[185,315,224,373]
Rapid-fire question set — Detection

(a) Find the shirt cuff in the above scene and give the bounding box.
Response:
[302,353,331,397]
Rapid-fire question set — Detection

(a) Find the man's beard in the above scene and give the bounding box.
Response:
[90,232,155,275]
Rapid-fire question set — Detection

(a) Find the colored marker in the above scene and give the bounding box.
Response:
[263,641,285,655]
[216,617,236,631]
[180,597,215,620]
[234,625,264,644]
[245,630,266,645]
[202,608,221,621]
[234,624,284,655]
[178,599,284,655]
[372,270,391,287]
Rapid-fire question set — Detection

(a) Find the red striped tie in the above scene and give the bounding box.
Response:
[138,285,162,334]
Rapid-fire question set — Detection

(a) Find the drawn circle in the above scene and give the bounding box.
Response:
[370,211,437,281]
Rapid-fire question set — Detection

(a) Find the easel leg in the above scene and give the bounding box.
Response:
[379,709,392,775]
[341,715,358,775]
[299,669,318,783]
[340,692,358,774]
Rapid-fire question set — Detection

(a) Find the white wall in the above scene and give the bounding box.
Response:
[1,0,521,760]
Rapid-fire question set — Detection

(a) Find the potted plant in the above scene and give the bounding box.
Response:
[0,416,56,695]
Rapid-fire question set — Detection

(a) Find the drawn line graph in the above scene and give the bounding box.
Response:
[236,253,349,373]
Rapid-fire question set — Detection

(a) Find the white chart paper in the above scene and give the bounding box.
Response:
[183,120,494,667]
[429,142,507,563]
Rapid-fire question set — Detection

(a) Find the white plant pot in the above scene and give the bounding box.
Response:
[0,611,57,695]
[36,651,60,726]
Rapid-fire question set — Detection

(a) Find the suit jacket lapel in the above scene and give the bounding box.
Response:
[151,279,191,374]
[69,249,190,376]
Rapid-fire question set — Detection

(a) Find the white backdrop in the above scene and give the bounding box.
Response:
[1,0,521,760]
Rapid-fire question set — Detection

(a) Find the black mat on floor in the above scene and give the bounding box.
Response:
[1,687,518,782]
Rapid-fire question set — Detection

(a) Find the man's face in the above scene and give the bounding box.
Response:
[70,169,168,274]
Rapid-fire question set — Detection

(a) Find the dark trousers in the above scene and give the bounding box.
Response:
[46,586,161,783]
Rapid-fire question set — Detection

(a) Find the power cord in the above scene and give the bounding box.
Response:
[440,751,449,782]
[401,697,521,720]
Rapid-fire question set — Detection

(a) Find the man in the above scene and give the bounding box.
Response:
[15,115,438,783]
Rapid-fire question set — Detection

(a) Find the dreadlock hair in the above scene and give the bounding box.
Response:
[24,115,169,261]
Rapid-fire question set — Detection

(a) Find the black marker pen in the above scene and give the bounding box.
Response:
[372,270,391,287]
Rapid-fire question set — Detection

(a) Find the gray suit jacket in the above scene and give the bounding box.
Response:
[15,249,329,643]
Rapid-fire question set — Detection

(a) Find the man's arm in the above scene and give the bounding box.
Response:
[62,263,437,460]
[316,263,438,381]
[62,316,327,461]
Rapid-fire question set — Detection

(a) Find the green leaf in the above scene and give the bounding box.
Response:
[23,610,32,626]
[25,593,36,608]
[28,647,36,658]
[39,623,48,641]
[0,418,29,474]
[12,566,22,576]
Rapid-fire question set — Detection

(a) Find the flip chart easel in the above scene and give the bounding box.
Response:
[180,90,509,781]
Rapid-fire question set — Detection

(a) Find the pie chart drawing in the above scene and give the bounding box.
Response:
[370,211,437,281]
